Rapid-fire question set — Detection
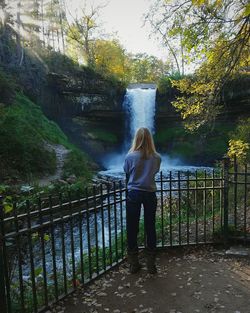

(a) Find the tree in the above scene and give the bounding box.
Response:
[128,53,170,83]
[66,1,106,66]
[147,0,250,130]
[93,39,129,82]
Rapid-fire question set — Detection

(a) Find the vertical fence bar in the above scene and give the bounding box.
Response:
[93,185,99,275]
[77,190,85,284]
[59,193,68,294]
[160,171,164,247]
[113,182,118,262]
[220,168,223,231]
[37,198,48,308]
[100,184,106,271]
[187,171,190,245]
[107,183,112,265]
[244,163,247,243]
[178,171,181,245]
[49,195,58,300]
[212,170,215,238]
[26,200,38,312]
[0,196,7,313]
[68,191,77,287]
[85,187,92,279]
[234,155,238,229]
[169,171,173,246]
[119,181,124,258]
[195,171,198,244]
[223,157,230,246]
[13,202,25,312]
[204,170,207,243]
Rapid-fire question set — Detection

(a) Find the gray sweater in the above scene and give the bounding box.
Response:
[123,151,161,192]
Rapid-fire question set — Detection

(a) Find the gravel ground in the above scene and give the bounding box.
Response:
[50,246,250,313]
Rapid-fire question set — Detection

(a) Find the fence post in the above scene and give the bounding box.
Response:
[222,156,230,247]
[0,195,7,313]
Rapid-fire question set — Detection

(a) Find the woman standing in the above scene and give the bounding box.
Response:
[123,127,161,274]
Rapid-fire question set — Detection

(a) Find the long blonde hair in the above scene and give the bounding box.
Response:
[129,127,157,159]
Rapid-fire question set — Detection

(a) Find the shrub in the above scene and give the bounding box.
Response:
[0,67,18,104]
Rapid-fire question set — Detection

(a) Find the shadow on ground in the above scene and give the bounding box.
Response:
[51,246,250,313]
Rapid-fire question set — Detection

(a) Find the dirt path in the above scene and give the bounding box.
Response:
[39,144,69,186]
[50,247,250,313]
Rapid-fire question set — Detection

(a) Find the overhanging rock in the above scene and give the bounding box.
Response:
[127,83,157,89]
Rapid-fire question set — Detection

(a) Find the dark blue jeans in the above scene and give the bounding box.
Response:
[126,190,157,252]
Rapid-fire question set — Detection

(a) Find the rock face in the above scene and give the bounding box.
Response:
[42,71,126,164]
[34,68,250,167]
[127,83,157,89]
[42,71,125,119]
[154,76,250,165]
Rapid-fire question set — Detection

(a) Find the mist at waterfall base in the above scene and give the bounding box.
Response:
[100,87,205,179]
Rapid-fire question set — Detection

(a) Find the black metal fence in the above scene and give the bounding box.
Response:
[0,157,249,313]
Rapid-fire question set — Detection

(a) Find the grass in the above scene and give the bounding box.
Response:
[0,93,92,183]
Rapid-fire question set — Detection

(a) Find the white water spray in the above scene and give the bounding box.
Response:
[102,87,160,174]
[100,87,211,178]
[123,88,156,149]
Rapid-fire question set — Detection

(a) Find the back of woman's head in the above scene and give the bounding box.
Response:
[129,127,157,159]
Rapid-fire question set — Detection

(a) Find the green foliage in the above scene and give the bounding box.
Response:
[157,77,172,94]
[148,0,249,130]
[128,53,170,83]
[0,67,18,104]
[62,149,92,181]
[0,94,57,179]
[156,122,235,163]
[93,39,129,83]
[0,93,92,183]
[171,142,195,159]
[157,73,185,98]
[88,129,118,144]
[228,117,250,163]
[3,196,13,213]
[154,126,187,144]
[41,49,80,74]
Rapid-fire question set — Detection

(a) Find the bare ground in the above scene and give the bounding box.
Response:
[50,246,250,313]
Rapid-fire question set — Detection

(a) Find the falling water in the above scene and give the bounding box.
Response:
[123,88,156,150]
[100,86,209,177]
[101,87,158,174]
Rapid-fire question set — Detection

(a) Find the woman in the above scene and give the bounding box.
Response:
[123,127,161,274]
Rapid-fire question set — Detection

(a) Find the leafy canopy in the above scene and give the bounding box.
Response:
[147,0,250,130]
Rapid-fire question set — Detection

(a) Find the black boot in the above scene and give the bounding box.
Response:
[146,249,157,274]
[127,250,141,274]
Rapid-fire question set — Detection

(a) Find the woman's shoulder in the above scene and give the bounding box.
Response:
[125,151,141,160]
[126,151,141,157]
[153,152,161,160]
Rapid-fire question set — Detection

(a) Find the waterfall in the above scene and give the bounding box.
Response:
[123,88,156,150]
[100,87,206,177]
[101,87,157,173]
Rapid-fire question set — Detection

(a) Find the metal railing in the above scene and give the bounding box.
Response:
[0,157,249,313]
[0,182,127,313]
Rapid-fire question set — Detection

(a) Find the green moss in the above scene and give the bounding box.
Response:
[0,67,18,104]
[89,129,118,143]
[170,142,196,159]
[0,93,92,182]
[154,126,188,144]
[156,122,236,162]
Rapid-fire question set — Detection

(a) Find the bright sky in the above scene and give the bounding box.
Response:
[66,0,168,60]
